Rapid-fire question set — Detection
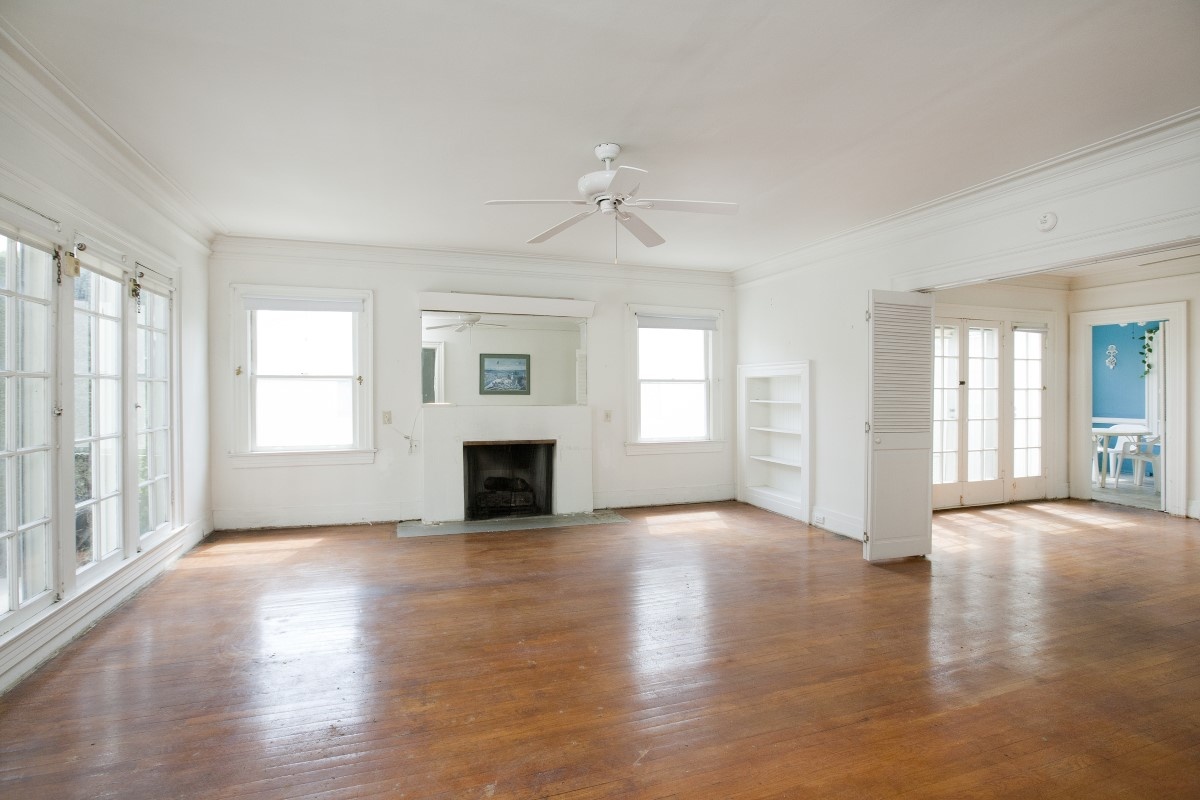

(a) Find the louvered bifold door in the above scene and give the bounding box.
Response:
[864,290,934,561]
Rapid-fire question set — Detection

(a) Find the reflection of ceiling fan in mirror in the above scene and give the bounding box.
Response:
[485,143,737,248]
[423,314,507,333]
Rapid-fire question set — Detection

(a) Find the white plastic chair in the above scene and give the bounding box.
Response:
[1095,424,1143,486]
[1120,434,1161,489]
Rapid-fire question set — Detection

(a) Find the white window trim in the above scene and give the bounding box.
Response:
[230,284,375,465]
[625,303,724,455]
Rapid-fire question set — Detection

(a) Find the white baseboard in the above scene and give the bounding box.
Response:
[593,484,735,510]
[1188,500,1200,520]
[741,486,809,523]
[812,507,864,541]
[0,520,208,695]
[212,501,421,531]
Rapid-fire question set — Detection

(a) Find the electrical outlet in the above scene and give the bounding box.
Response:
[382,411,393,425]
[814,513,826,525]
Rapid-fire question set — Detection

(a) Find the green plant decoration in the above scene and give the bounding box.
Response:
[1134,326,1158,378]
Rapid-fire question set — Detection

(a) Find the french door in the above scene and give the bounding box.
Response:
[933,319,1046,508]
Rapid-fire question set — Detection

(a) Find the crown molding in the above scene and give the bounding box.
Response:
[0,157,195,275]
[735,107,1200,288]
[210,235,736,289]
[0,19,220,250]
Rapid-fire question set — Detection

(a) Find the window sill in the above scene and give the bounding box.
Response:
[230,449,377,468]
[625,440,725,456]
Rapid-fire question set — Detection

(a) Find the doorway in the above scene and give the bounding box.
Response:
[1070,302,1186,515]
[932,315,1050,509]
[1088,321,1163,510]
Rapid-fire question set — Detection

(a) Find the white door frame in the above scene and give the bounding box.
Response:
[1069,302,1187,514]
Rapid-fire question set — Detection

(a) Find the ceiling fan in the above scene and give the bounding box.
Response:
[424,314,507,333]
[485,143,737,248]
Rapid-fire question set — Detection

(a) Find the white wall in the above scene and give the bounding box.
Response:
[0,33,212,690]
[208,237,737,528]
[736,113,1200,536]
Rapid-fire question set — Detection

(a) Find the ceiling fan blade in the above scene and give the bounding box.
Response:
[629,199,739,215]
[424,322,459,330]
[485,199,588,206]
[617,210,665,248]
[474,323,507,328]
[527,209,597,244]
[606,165,647,197]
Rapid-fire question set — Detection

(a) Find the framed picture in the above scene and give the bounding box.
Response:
[479,353,530,395]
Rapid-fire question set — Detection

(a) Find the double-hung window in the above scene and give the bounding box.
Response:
[629,306,721,451]
[232,286,373,464]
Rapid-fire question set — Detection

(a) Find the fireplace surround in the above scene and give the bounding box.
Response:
[422,405,593,523]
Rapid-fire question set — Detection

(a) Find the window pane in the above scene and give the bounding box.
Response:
[17,377,48,449]
[138,485,150,536]
[254,378,353,447]
[138,434,149,481]
[0,296,7,372]
[255,310,353,376]
[17,244,52,301]
[98,438,121,496]
[97,378,121,437]
[76,506,94,567]
[74,313,94,374]
[75,443,94,503]
[18,524,51,602]
[100,497,122,557]
[19,450,48,525]
[75,378,94,439]
[639,382,708,440]
[0,540,8,613]
[17,299,48,373]
[638,328,706,380]
[98,318,121,375]
[152,480,169,529]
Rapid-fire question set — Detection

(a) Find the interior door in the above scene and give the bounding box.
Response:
[931,319,1005,508]
[865,290,933,561]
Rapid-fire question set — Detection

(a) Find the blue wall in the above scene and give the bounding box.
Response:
[1092,322,1159,419]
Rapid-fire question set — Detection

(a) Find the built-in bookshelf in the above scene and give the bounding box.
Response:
[737,362,811,522]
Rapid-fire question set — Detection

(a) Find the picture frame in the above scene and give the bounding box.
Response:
[479,353,530,395]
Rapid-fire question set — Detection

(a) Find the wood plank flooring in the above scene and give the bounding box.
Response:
[1,500,1198,798]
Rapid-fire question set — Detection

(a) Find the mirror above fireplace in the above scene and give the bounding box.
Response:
[419,292,595,407]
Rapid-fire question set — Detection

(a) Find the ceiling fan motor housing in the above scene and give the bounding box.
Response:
[579,170,618,203]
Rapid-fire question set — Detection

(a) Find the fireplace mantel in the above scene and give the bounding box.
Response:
[422,405,593,523]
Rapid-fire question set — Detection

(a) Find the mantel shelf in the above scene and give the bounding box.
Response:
[749,426,802,435]
[749,399,803,405]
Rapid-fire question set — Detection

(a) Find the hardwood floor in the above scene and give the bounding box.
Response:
[1,500,1198,798]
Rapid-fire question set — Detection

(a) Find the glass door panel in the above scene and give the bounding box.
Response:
[933,319,1005,508]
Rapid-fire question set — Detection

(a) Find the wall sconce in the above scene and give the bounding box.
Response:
[1106,344,1118,369]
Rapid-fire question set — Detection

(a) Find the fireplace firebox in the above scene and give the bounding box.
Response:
[463,440,554,520]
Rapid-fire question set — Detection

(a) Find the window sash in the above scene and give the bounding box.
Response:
[233,285,372,456]
[633,317,716,443]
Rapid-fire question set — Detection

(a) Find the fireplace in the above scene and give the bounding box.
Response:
[463,440,555,520]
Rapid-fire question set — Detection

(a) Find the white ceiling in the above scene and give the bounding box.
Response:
[2,1,1199,271]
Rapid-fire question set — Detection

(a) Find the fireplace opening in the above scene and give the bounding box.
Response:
[463,440,555,520]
